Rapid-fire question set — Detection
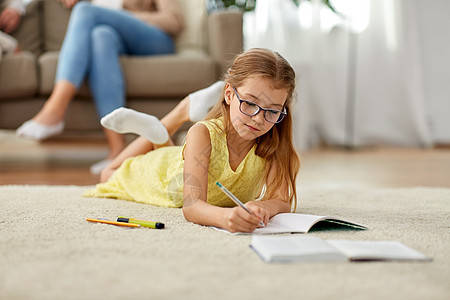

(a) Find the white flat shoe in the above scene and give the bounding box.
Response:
[16,120,65,141]
[90,159,112,175]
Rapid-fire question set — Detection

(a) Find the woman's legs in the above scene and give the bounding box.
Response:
[56,2,175,88]
[89,25,127,160]
[17,2,174,143]
[16,81,75,140]
[20,2,113,131]
[33,81,76,125]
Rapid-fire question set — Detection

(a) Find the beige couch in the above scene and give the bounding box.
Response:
[0,0,243,133]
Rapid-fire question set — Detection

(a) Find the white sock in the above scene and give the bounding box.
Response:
[16,120,65,141]
[101,107,169,145]
[89,159,112,175]
[189,81,225,122]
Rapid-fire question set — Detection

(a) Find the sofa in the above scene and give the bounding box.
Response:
[0,0,243,134]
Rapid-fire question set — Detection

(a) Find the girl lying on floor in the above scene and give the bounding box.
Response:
[84,48,300,233]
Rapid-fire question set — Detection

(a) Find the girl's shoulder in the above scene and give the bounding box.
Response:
[185,117,229,159]
[196,117,225,139]
[196,117,224,133]
[187,122,210,140]
[183,122,212,160]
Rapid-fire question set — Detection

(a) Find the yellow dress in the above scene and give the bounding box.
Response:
[83,118,266,208]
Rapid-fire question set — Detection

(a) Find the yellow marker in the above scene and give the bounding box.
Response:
[117,217,165,229]
[86,218,140,228]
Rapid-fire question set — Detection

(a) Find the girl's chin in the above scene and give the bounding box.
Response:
[238,128,265,140]
[231,122,266,140]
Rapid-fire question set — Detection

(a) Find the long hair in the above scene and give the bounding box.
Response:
[205,48,301,211]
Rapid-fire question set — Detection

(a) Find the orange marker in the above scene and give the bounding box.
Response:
[86,218,140,228]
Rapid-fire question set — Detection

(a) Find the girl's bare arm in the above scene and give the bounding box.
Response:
[182,124,263,233]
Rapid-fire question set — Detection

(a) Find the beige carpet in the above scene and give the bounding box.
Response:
[0,185,448,300]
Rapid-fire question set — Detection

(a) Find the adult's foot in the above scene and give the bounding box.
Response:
[16,120,65,141]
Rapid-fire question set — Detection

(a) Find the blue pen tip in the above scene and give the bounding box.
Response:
[215,181,222,188]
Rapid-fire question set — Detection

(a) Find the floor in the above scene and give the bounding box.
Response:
[1,130,450,188]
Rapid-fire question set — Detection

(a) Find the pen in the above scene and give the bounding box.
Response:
[86,218,140,228]
[117,217,165,229]
[215,181,265,228]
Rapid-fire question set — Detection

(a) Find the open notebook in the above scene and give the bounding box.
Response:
[250,235,432,263]
[212,213,367,235]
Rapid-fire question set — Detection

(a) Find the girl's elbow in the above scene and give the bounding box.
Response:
[281,199,292,213]
[182,205,197,223]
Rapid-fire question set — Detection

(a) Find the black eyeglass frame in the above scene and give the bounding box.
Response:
[232,87,287,124]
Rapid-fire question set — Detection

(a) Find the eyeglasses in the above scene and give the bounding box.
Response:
[233,87,287,124]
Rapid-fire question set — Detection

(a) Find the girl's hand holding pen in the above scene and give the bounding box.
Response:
[245,201,270,226]
[223,203,268,233]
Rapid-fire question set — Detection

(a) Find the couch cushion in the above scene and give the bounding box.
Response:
[0,52,38,99]
[43,0,71,51]
[175,0,207,52]
[121,50,216,97]
[10,0,43,56]
[39,50,216,97]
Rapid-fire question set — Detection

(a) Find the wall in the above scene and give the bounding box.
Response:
[415,0,450,144]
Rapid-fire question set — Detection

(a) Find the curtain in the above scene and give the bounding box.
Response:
[244,0,439,151]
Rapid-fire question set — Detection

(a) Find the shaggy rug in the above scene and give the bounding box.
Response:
[0,185,448,300]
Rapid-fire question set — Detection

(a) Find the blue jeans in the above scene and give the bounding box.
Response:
[55,2,175,118]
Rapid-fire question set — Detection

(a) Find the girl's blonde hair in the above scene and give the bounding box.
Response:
[205,48,301,211]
